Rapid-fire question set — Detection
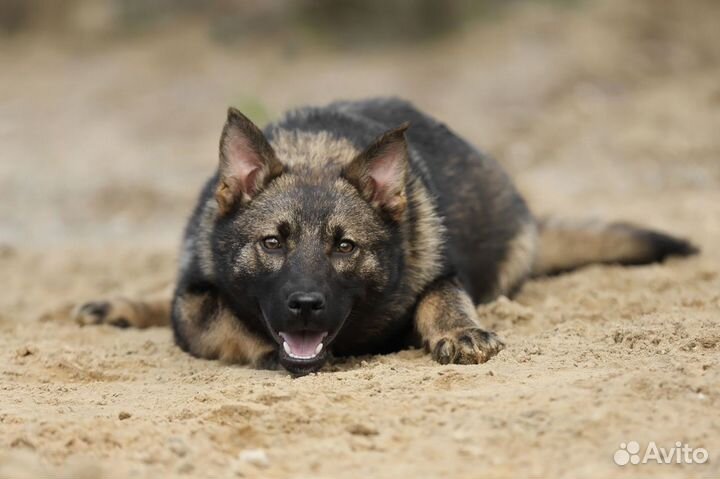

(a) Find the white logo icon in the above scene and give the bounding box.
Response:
[614,441,641,466]
[614,441,709,466]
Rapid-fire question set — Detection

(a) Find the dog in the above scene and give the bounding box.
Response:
[74,98,698,375]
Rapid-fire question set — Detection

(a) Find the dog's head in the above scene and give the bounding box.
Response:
[212,108,408,374]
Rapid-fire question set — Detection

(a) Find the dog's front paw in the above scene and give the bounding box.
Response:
[430,327,504,365]
[73,299,136,328]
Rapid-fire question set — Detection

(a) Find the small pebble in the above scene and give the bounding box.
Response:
[167,437,189,457]
[347,423,378,436]
[10,437,35,450]
[238,448,269,468]
[177,462,195,474]
[15,345,38,357]
[118,411,132,420]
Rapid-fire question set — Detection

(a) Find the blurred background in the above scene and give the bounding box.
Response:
[1,0,719,248]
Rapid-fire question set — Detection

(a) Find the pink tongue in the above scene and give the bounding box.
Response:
[280,331,326,357]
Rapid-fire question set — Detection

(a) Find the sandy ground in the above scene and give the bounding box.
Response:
[1,1,720,477]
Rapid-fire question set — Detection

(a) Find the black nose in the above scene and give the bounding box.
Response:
[287,292,325,315]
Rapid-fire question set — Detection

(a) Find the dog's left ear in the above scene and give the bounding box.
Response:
[216,107,284,214]
[342,123,409,221]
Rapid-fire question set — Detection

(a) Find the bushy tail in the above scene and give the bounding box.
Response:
[532,217,699,276]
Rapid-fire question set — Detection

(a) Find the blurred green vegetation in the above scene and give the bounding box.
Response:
[0,0,582,48]
[234,96,272,126]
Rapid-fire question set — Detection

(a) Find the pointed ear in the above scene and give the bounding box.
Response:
[342,123,410,221]
[215,107,284,214]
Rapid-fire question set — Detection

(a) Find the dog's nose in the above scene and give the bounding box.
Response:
[287,292,325,315]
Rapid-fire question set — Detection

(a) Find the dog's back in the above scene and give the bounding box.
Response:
[315,98,696,298]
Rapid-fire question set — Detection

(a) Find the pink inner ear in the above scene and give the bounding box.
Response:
[225,133,263,195]
[368,143,404,201]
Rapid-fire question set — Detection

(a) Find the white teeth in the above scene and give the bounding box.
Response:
[282,340,324,360]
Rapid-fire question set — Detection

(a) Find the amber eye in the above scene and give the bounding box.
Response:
[336,239,355,254]
[262,236,282,251]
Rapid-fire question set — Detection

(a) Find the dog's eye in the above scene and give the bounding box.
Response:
[262,236,282,251]
[336,239,355,254]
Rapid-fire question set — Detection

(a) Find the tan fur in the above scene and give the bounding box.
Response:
[195,308,274,364]
[402,177,446,297]
[414,287,444,341]
[495,219,537,295]
[174,292,274,366]
[214,179,236,215]
[414,278,504,364]
[73,293,171,329]
[534,218,652,275]
[270,130,359,169]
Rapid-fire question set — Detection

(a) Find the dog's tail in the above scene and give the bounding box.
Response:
[532,217,699,276]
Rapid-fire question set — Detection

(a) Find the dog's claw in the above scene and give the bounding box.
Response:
[73,299,131,328]
[431,327,504,365]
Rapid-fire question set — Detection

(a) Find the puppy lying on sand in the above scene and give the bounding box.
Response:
[75,98,697,375]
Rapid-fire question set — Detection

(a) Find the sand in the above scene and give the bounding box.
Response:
[1,1,719,477]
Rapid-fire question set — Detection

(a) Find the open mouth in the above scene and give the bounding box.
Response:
[276,330,332,375]
[260,307,352,375]
[278,331,328,361]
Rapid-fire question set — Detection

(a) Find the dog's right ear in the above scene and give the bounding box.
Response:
[215,108,284,214]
